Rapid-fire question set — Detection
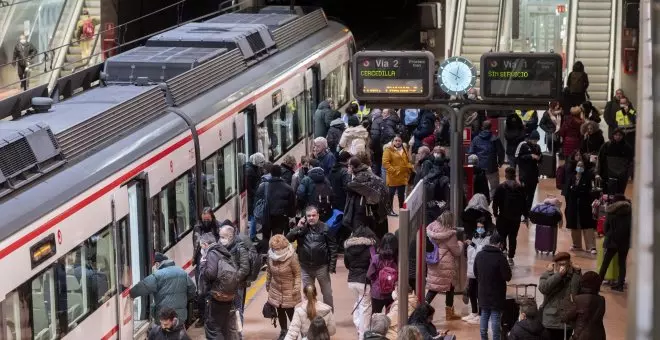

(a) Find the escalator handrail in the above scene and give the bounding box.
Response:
[606,0,617,99]
[494,0,506,51]
[46,0,84,92]
[0,0,17,55]
[565,0,578,83]
[451,0,467,57]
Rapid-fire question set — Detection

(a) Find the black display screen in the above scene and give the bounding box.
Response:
[480,53,563,100]
[353,51,434,101]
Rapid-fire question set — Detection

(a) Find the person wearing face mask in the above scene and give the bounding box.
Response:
[613,96,636,153]
[148,308,192,340]
[604,89,633,134]
[464,218,492,325]
[538,252,581,339]
[130,252,196,324]
[515,130,542,214]
[564,161,597,254]
[12,34,37,90]
[412,146,434,184]
[219,225,250,336]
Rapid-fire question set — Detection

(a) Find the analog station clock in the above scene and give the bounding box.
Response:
[437,56,477,96]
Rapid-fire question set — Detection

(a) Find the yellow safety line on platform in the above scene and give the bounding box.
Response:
[245,271,268,305]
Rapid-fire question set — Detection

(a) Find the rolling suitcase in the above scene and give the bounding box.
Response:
[596,237,620,282]
[540,137,557,178]
[535,224,558,255]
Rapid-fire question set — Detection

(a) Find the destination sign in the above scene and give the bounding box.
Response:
[352,50,434,102]
[480,52,562,101]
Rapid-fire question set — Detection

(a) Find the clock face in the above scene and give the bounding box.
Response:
[437,56,476,96]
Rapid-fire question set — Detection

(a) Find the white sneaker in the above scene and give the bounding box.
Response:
[467,314,481,325]
[462,313,479,322]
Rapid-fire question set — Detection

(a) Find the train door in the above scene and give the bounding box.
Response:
[117,177,151,339]
[234,112,248,234]
[304,64,321,153]
[241,105,257,237]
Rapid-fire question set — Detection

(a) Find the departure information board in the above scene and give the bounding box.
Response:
[480,52,562,101]
[353,50,434,101]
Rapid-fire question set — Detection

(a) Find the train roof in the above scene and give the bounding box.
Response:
[0,6,351,240]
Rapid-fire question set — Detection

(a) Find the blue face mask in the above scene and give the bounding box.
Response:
[576,166,584,173]
[477,227,485,235]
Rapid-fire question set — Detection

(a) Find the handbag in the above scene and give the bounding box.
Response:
[262,301,278,327]
[254,182,269,224]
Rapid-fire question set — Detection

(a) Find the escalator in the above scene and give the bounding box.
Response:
[0,0,88,92]
[453,0,505,90]
[568,0,615,109]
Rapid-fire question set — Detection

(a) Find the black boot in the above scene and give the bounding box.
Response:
[277,329,287,340]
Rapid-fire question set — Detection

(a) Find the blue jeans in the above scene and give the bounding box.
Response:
[248,216,257,239]
[480,308,502,340]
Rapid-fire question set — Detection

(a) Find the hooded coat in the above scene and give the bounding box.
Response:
[507,318,551,340]
[426,221,463,293]
[580,120,605,155]
[147,318,192,340]
[564,171,596,230]
[603,200,632,249]
[296,167,332,210]
[130,260,196,321]
[562,285,606,340]
[326,118,346,153]
[313,101,333,138]
[266,245,302,308]
[343,236,376,283]
[538,264,581,330]
[339,125,369,155]
[468,129,505,174]
[382,144,413,187]
[284,300,336,340]
[343,164,389,234]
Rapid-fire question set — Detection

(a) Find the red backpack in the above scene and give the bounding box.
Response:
[82,19,94,39]
[377,260,398,294]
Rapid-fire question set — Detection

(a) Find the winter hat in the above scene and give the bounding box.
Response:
[467,154,479,166]
[422,134,436,147]
[528,130,540,141]
[154,252,168,263]
[489,232,503,245]
[580,271,603,292]
[219,219,233,228]
[348,115,360,127]
[553,252,571,263]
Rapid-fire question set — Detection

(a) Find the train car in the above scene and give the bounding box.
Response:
[0,6,353,340]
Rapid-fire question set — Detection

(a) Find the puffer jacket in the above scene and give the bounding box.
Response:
[603,200,632,249]
[467,234,491,279]
[597,139,633,179]
[343,236,375,283]
[284,301,336,340]
[386,292,418,340]
[382,144,413,187]
[329,162,350,212]
[339,125,369,155]
[281,164,295,186]
[562,287,606,340]
[296,167,332,211]
[147,318,191,340]
[192,220,221,267]
[468,129,504,173]
[226,240,251,286]
[130,260,196,321]
[412,109,436,152]
[426,221,463,293]
[507,318,550,340]
[286,222,338,271]
[256,176,295,218]
[579,120,605,155]
[538,264,581,330]
[343,164,387,229]
[266,245,302,308]
[313,100,333,138]
[200,244,234,297]
[326,118,346,153]
[315,150,336,177]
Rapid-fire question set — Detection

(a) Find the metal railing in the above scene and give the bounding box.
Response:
[494,0,506,51]
[606,0,617,100]
[45,0,84,91]
[0,0,17,51]
[0,0,249,94]
[564,0,577,82]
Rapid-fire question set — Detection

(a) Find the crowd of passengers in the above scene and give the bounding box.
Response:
[130,61,634,340]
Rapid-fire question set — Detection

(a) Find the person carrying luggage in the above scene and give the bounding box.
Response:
[530,197,563,255]
[598,194,632,292]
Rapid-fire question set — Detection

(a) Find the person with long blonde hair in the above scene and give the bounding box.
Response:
[285,284,336,340]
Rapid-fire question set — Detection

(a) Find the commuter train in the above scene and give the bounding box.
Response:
[0,6,353,340]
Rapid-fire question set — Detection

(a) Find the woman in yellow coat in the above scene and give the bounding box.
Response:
[382,135,413,216]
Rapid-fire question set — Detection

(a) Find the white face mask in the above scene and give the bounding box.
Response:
[274,248,288,256]
[219,237,230,246]
[19,39,26,44]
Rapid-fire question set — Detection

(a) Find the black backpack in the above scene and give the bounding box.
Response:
[311,181,333,220]
[242,241,262,285]
[568,72,586,94]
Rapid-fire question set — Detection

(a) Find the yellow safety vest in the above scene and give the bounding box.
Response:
[615,109,636,129]
[287,100,296,112]
[515,109,535,122]
[351,100,370,121]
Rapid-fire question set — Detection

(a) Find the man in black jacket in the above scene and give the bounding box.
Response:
[474,233,512,340]
[515,130,542,213]
[219,224,250,333]
[286,205,338,309]
[329,151,352,248]
[597,128,633,195]
[255,165,295,253]
[493,167,528,266]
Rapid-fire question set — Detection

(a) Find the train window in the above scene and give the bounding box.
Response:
[203,157,220,209]
[30,269,55,340]
[117,218,131,293]
[157,189,174,249]
[1,291,26,340]
[294,93,305,141]
[237,137,246,193]
[63,247,90,326]
[222,143,236,200]
[87,228,116,303]
[174,174,193,236]
[154,172,196,250]
[323,63,349,108]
